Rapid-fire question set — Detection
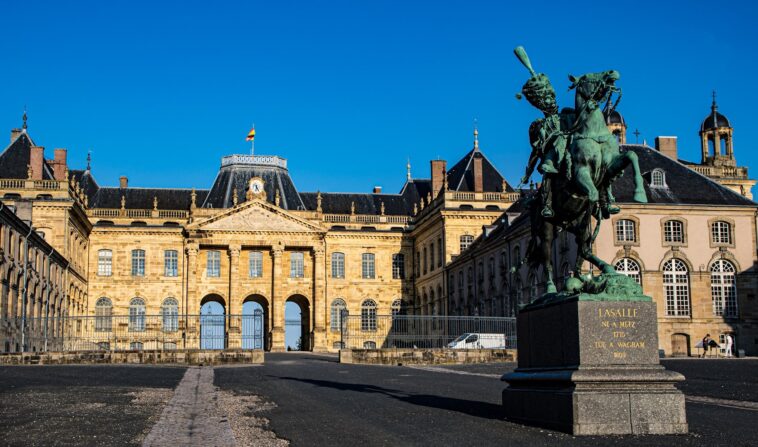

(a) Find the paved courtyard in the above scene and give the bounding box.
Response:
[0,354,756,446]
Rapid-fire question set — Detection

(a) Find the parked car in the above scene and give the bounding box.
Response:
[447,333,506,349]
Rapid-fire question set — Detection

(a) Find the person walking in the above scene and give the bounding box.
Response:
[701,333,712,358]
[725,334,734,357]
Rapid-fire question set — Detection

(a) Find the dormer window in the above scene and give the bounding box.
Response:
[651,169,666,188]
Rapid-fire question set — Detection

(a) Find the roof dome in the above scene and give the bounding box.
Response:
[700,93,731,131]
[605,110,625,126]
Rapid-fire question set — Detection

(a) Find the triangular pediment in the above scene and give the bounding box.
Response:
[189,199,324,233]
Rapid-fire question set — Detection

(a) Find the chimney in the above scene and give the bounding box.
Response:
[50,148,68,181]
[30,146,44,180]
[373,186,382,194]
[430,159,447,195]
[473,156,483,192]
[119,176,128,189]
[655,136,678,160]
[11,128,23,143]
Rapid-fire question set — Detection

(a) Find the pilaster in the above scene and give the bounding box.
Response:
[271,245,285,351]
[312,244,327,351]
[228,244,241,348]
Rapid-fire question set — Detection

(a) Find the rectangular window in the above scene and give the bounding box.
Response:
[331,252,345,278]
[429,243,435,272]
[131,249,145,276]
[290,252,304,278]
[438,239,443,268]
[164,250,178,277]
[249,251,263,278]
[615,220,636,243]
[392,253,405,279]
[460,235,474,253]
[207,250,221,277]
[711,221,732,244]
[362,253,375,279]
[98,249,112,276]
[664,221,684,243]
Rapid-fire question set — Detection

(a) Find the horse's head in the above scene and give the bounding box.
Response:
[568,70,620,104]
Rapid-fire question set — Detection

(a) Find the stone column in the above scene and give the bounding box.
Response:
[270,246,285,351]
[185,244,199,349]
[227,244,241,348]
[311,245,327,351]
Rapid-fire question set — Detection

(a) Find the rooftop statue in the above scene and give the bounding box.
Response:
[513,46,648,302]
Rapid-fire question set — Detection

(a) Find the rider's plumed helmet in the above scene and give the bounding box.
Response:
[521,73,558,115]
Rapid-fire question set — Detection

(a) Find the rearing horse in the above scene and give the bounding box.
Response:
[522,70,648,295]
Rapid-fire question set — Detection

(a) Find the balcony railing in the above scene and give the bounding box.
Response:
[221,154,288,169]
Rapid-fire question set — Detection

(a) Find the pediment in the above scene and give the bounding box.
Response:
[189,199,323,233]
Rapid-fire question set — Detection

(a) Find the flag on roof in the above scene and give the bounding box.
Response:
[246,127,256,141]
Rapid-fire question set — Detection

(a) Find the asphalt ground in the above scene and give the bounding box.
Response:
[0,365,186,447]
[0,357,756,446]
[215,354,758,447]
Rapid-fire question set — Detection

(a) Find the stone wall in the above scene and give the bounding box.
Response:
[339,348,514,365]
[0,349,264,365]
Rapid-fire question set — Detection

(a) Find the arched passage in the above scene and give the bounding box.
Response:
[242,294,268,350]
[200,294,226,350]
[285,294,311,351]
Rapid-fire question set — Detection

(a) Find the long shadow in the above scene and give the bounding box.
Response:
[273,375,504,420]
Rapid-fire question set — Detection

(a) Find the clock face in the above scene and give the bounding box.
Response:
[250,178,264,194]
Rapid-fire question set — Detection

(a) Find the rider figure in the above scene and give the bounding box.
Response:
[518,73,566,218]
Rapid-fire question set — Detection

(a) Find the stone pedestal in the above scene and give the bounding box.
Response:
[502,297,688,435]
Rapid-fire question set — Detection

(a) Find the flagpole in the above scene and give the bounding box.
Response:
[251,123,255,156]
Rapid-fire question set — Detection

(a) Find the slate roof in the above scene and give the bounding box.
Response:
[0,131,55,180]
[446,148,513,193]
[202,159,305,210]
[614,144,754,206]
[300,192,410,215]
[90,187,209,211]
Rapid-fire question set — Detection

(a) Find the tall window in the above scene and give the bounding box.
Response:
[663,220,684,243]
[331,252,345,278]
[391,299,401,317]
[330,298,347,331]
[460,235,474,252]
[164,250,178,277]
[95,297,112,332]
[207,250,221,277]
[362,253,375,279]
[162,298,179,332]
[429,242,435,271]
[711,260,737,317]
[249,251,263,278]
[392,253,405,279]
[614,258,641,284]
[131,249,145,276]
[290,252,304,278]
[361,299,377,331]
[97,250,112,276]
[663,259,690,317]
[615,219,636,243]
[711,221,732,244]
[515,279,524,305]
[422,247,427,274]
[437,237,443,268]
[129,297,146,332]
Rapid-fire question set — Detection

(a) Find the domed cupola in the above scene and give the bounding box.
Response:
[699,91,734,165]
[605,109,627,144]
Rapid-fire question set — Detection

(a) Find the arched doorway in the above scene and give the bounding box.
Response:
[200,294,226,350]
[242,295,268,350]
[285,295,311,351]
[671,333,690,357]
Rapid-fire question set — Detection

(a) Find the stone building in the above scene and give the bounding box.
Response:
[0,120,515,352]
[445,106,758,356]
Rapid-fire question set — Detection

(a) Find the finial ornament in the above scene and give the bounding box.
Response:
[232,188,238,206]
[22,107,27,130]
[406,157,412,181]
[316,191,322,213]
[380,201,385,216]
[86,151,91,171]
[27,164,33,179]
[712,90,718,111]
[350,201,355,215]
[473,119,479,151]
[120,195,126,210]
[153,196,158,211]
[275,189,280,206]
[190,188,197,210]
[413,203,418,215]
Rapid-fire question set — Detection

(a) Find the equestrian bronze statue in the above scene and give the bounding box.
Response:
[513,46,648,300]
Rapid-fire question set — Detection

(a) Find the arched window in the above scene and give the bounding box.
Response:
[162,298,179,332]
[651,169,665,187]
[614,258,641,284]
[663,220,684,243]
[460,235,474,253]
[711,260,737,317]
[330,298,347,331]
[663,259,690,317]
[391,299,402,317]
[97,250,112,277]
[331,252,345,278]
[95,297,112,332]
[363,341,377,349]
[711,221,732,245]
[129,298,146,332]
[361,299,377,331]
[615,219,636,243]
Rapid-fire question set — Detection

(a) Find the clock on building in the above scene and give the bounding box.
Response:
[248,177,265,199]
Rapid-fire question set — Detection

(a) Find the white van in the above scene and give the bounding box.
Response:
[447,333,507,349]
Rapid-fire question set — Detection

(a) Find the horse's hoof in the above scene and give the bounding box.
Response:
[633,190,648,203]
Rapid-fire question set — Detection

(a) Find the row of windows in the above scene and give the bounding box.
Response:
[329,298,402,332]
[98,249,406,280]
[94,297,178,332]
[615,219,734,245]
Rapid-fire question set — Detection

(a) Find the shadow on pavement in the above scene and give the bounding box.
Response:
[274,375,504,420]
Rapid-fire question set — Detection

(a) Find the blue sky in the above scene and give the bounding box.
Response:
[1,1,756,196]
